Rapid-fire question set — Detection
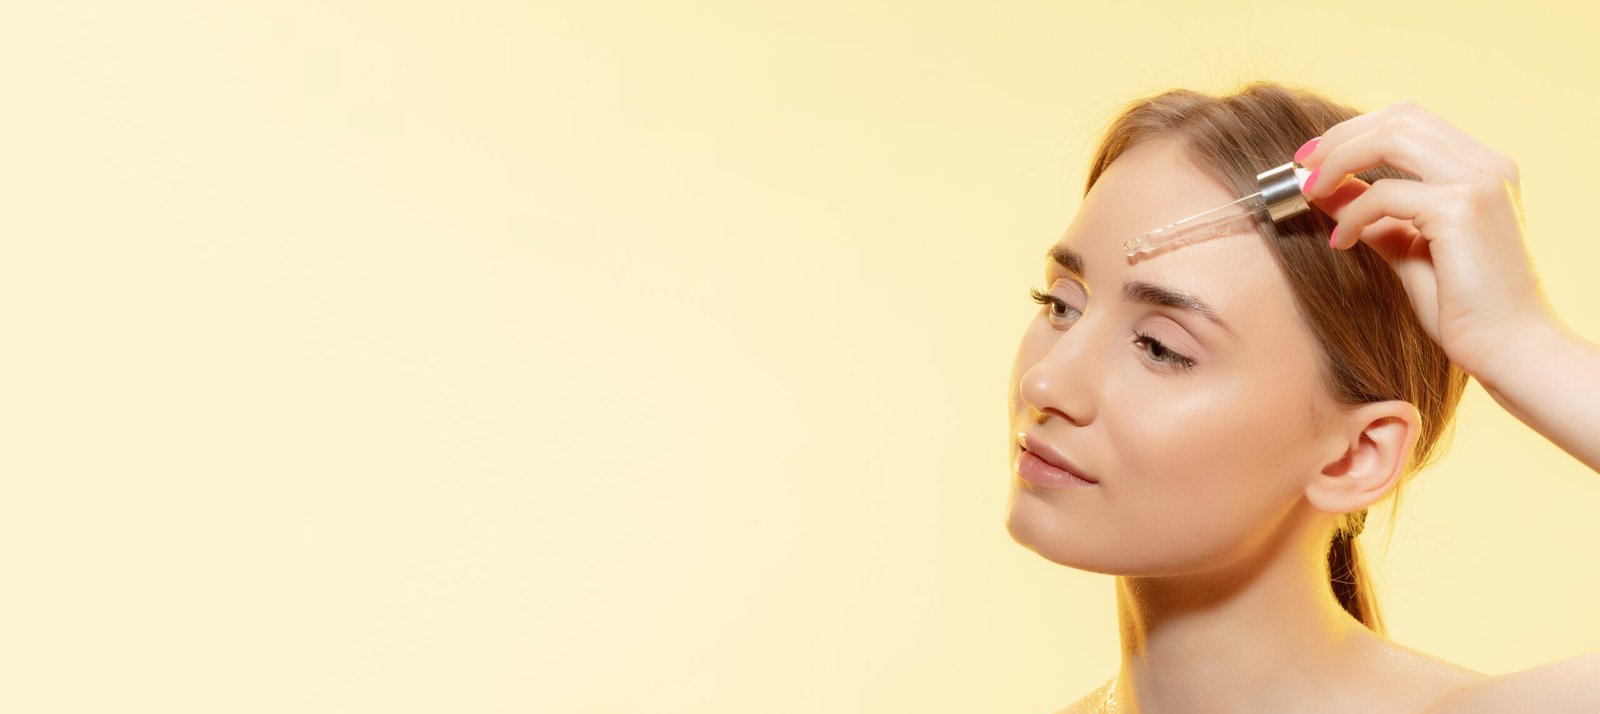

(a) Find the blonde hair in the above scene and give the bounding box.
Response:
[1082,81,1468,636]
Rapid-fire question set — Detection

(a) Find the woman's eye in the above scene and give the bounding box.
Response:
[1029,287,1197,372]
[1029,287,1081,322]
[1133,331,1197,371]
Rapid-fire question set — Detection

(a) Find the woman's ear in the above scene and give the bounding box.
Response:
[1304,400,1421,516]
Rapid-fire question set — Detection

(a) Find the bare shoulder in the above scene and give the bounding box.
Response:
[1346,632,1491,709]
[1422,652,1600,713]
[1050,677,1114,714]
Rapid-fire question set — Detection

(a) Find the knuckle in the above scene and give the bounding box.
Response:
[1502,157,1521,183]
[1365,177,1400,207]
[1348,177,1384,206]
[1445,182,1477,203]
[1384,115,1416,136]
[1463,175,1502,201]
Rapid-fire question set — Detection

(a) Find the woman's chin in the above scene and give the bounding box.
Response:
[1005,497,1114,572]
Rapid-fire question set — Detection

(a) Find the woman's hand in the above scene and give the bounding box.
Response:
[1297,99,1600,473]
[1295,99,1559,386]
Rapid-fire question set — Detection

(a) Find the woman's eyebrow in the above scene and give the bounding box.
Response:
[1046,244,1236,337]
[1048,244,1087,279]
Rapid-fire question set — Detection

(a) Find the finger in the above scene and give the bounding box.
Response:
[1382,233,1441,342]
[1386,104,1521,185]
[1326,177,1445,251]
[1296,99,1417,169]
[1327,202,1439,336]
[1301,175,1421,264]
[1298,100,1518,186]
[1355,217,1425,269]
[1304,118,1480,199]
[1317,182,1441,340]
[1305,172,1371,218]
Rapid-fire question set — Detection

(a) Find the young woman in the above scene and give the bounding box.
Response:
[1007,82,1600,713]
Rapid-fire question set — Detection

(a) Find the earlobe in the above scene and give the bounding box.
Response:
[1306,401,1421,514]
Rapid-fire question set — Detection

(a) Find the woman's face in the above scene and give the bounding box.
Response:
[1007,136,1338,575]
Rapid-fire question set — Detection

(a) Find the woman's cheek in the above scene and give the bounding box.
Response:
[1114,384,1239,481]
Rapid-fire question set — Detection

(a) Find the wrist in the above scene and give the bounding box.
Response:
[1474,316,1573,399]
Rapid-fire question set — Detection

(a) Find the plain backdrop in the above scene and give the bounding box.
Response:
[2,1,1597,712]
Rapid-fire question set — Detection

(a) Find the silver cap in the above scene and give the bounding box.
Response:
[1256,161,1314,223]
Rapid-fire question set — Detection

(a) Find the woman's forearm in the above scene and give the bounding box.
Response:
[1477,319,1600,473]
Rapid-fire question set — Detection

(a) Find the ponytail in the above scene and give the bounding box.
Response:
[1327,508,1385,636]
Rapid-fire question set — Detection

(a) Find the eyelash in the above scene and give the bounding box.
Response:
[1029,287,1198,372]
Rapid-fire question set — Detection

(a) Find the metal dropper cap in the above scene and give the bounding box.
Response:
[1256,161,1314,223]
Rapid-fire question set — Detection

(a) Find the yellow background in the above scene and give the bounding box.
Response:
[3,2,1597,712]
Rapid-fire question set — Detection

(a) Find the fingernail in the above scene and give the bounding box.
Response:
[1329,226,1339,248]
[1295,137,1320,163]
[1303,167,1321,195]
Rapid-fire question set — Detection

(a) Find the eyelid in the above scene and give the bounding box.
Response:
[1141,320,1202,356]
[1146,310,1220,353]
[1050,277,1087,297]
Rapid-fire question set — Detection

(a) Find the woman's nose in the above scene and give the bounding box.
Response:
[1019,320,1104,426]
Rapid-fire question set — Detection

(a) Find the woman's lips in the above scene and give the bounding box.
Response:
[1019,433,1100,483]
[1017,448,1098,489]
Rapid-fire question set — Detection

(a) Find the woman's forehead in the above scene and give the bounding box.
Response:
[1084,139,1270,248]
[1054,147,1298,338]
[1087,138,1242,241]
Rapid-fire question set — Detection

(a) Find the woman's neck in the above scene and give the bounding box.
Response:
[1106,513,1374,713]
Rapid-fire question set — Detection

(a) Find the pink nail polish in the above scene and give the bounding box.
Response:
[1295,137,1320,163]
[1329,226,1339,248]
[1303,167,1321,195]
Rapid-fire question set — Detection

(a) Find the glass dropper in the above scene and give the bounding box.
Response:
[1123,161,1315,257]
